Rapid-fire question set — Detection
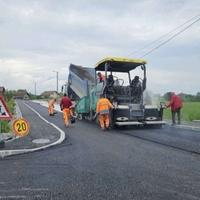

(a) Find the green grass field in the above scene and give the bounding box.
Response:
[163,102,200,121]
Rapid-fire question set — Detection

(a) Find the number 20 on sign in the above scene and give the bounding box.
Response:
[13,118,30,137]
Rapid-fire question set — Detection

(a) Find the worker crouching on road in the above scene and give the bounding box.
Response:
[60,93,73,127]
[48,98,56,116]
[166,92,183,125]
[96,94,114,131]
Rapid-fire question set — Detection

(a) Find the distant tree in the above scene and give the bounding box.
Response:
[196,92,200,101]
[28,93,40,100]
[163,92,200,102]
[4,90,16,101]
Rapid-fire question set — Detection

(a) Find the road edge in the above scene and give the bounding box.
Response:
[165,121,200,132]
[0,102,66,158]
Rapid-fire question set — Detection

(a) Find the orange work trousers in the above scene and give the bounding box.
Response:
[98,114,110,129]
[63,108,72,126]
[48,105,54,115]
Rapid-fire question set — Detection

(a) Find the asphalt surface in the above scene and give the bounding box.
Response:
[4,101,61,150]
[0,100,200,200]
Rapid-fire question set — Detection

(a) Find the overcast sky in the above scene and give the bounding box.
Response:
[0,0,199,95]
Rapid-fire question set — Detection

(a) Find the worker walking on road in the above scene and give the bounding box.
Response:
[166,92,183,125]
[60,93,73,127]
[48,98,56,116]
[96,94,114,131]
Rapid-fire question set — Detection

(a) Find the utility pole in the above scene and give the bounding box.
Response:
[34,82,37,96]
[53,71,59,93]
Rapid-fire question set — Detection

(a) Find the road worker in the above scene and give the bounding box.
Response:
[131,76,143,103]
[166,92,183,125]
[60,93,73,127]
[97,72,105,83]
[48,98,56,116]
[96,94,114,130]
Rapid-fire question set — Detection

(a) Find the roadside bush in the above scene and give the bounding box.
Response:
[0,121,10,133]
[0,98,15,133]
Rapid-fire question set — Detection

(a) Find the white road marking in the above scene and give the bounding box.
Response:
[15,101,23,118]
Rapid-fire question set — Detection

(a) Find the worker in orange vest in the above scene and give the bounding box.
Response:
[48,98,56,116]
[96,94,114,130]
[60,93,73,127]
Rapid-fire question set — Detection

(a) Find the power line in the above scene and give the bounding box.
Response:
[127,14,200,57]
[140,16,200,58]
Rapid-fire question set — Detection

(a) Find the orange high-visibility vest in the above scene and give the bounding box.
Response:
[96,98,113,114]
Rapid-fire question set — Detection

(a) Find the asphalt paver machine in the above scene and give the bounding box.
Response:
[67,57,165,127]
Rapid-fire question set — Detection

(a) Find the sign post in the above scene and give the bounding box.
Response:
[0,96,13,122]
[0,96,12,147]
[0,96,13,132]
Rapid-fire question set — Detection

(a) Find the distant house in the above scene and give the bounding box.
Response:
[14,90,30,100]
[40,91,58,99]
[0,86,5,96]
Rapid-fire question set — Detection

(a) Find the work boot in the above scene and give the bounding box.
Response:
[106,127,110,131]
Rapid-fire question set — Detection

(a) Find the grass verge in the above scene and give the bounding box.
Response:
[163,102,200,121]
[0,98,15,133]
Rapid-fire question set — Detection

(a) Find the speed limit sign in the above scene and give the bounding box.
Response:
[13,118,30,137]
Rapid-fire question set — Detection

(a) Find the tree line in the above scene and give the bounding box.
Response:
[163,92,200,102]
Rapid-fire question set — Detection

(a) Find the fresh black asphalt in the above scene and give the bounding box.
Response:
[4,101,61,150]
[0,100,200,200]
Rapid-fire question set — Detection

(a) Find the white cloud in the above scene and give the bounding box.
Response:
[147,66,200,94]
[0,0,200,94]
